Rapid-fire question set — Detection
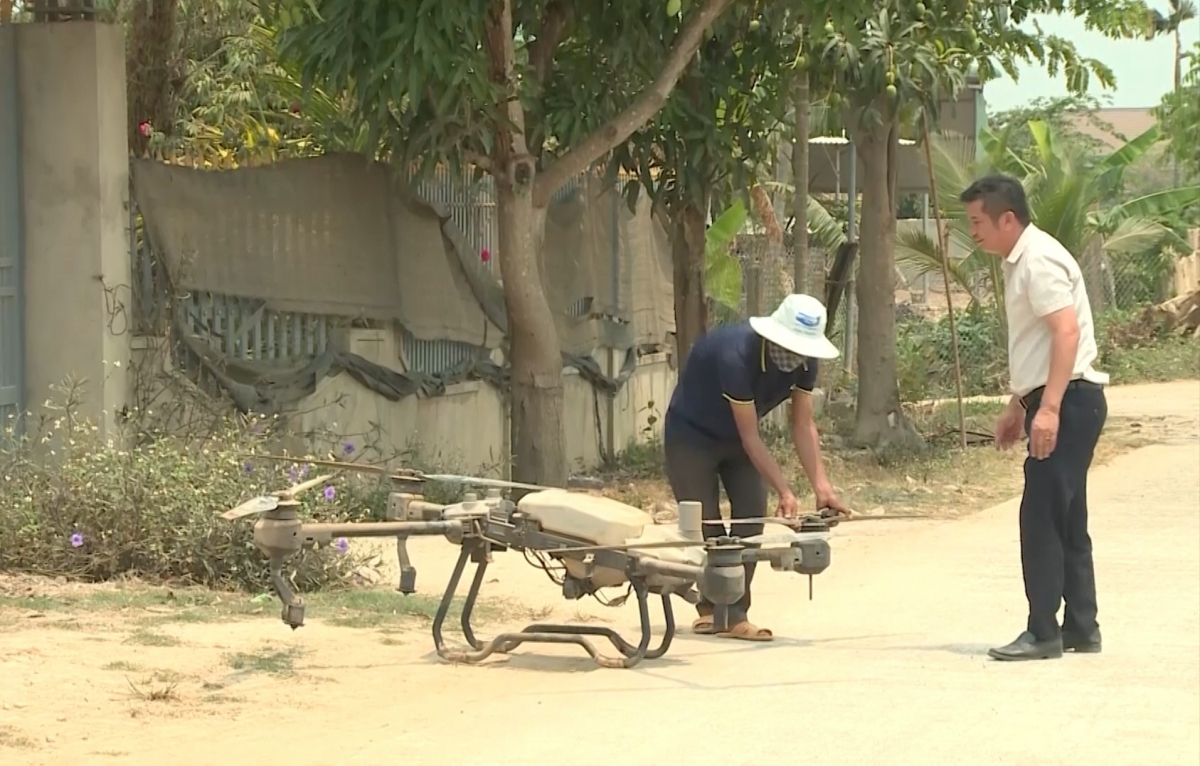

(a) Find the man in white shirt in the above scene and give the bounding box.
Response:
[959,174,1110,662]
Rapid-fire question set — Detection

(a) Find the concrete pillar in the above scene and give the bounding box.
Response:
[15,21,130,435]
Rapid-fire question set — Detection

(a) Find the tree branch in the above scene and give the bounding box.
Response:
[528,0,572,84]
[533,0,740,207]
[464,151,494,173]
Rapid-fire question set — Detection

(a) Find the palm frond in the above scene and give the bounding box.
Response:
[1099,217,1174,255]
[1115,185,1200,221]
[894,223,977,298]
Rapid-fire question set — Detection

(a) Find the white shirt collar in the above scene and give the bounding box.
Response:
[1005,223,1039,264]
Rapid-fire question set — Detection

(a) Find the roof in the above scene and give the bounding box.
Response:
[1064,107,1158,150]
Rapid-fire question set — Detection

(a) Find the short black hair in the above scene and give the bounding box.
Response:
[958,174,1031,226]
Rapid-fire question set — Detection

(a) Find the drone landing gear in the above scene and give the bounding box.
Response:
[432,545,676,669]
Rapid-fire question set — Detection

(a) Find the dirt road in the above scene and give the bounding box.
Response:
[3,381,1198,765]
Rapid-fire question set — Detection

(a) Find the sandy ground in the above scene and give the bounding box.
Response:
[1,380,1198,766]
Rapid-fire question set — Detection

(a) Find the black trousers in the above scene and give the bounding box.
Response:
[663,437,766,625]
[1019,381,1107,641]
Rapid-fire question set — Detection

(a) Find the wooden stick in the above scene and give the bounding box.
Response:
[921,118,968,450]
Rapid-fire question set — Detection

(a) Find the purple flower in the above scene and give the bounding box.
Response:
[333,538,349,553]
[323,485,336,502]
[243,462,254,474]
[342,442,354,455]
[288,466,298,483]
[69,532,84,548]
[299,463,310,478]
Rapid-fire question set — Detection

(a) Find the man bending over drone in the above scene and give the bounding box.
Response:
[662,293,850,641]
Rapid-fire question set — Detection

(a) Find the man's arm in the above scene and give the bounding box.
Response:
[1039,305,1081,413]
[789,388,834,497]
[729,402,793,501]
[1027,255,1082,414]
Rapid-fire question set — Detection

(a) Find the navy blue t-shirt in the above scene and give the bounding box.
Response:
[664,323,819,447]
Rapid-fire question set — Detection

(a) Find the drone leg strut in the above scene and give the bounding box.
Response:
[513,583,676,661]
[431,546,678,669]
[459,547,489,650]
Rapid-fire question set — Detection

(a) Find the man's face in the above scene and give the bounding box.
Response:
[965,200,1015,256]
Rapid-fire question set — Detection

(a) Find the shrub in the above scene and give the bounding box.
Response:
[894,307,1009,401]
[0,392,391,593]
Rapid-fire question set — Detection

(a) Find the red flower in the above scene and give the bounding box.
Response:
[138,121,152,137]
[480,248,491,263]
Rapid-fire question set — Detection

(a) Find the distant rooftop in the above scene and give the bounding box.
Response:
[1064,107,1159,150]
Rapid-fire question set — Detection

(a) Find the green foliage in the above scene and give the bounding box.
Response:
[1094,310,1200,384]
[793,0,1146,134]
[704,200,747,310]
[1156,41,1200,182]
[122,0,363,167]
[267,0,727,185]
[986,95,1114,164]
[892,305,1200,402]
[898,118,1200,313]
[0,394,386,592]
[609,2,796,219]
[894,307,1008,401]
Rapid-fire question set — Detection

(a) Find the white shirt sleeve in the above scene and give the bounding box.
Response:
[1024,251,1077,318]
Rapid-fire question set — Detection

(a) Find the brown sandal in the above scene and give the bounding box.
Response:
[716,621,774,642]
[692,615,716,635]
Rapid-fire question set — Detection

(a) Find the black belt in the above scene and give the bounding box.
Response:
[1020,378,1103,410]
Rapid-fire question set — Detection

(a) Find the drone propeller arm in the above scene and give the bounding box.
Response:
[297,520,464,548]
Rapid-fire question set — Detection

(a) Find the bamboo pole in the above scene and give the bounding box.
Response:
[921,119,967,450]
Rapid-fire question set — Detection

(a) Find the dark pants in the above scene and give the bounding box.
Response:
[1019,381,1107,641]
[663,437,766,625]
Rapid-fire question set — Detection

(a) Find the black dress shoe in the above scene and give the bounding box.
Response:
[1062,628,1102,653]
[987,631,1063,661]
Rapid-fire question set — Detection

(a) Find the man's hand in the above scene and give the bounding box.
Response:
[995,401,1025,451]
[815,485,851,517]
[776,491,800,519]
[1029,406,1060,460]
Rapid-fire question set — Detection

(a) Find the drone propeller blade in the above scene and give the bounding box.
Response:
[221,495,280,521]
[421,473,553,492]
[701,513,930,526]
[240,453,555,493]
[277,473,336,500]
[242,454,392,476]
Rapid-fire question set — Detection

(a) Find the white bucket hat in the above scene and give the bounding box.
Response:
[748,294,841,360]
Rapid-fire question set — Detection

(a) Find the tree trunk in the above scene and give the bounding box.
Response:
[749,183,783,311]
[791,71,812,296]
[851,110,922,450]
[126,0,180,157]
[495,179,568,487]
[484,0,566,487]
[669,202,709,369]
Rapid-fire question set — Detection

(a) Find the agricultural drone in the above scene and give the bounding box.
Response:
[223,455,847,669]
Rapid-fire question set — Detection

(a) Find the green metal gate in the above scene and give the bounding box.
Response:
[0,26,25,435]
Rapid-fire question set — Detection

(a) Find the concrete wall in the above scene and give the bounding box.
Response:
[13,21,130,433]
[290,328,676,474]
[133,324,677,475]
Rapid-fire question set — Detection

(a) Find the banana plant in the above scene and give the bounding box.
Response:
[704,191,851,318]
[704,199,748,312]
